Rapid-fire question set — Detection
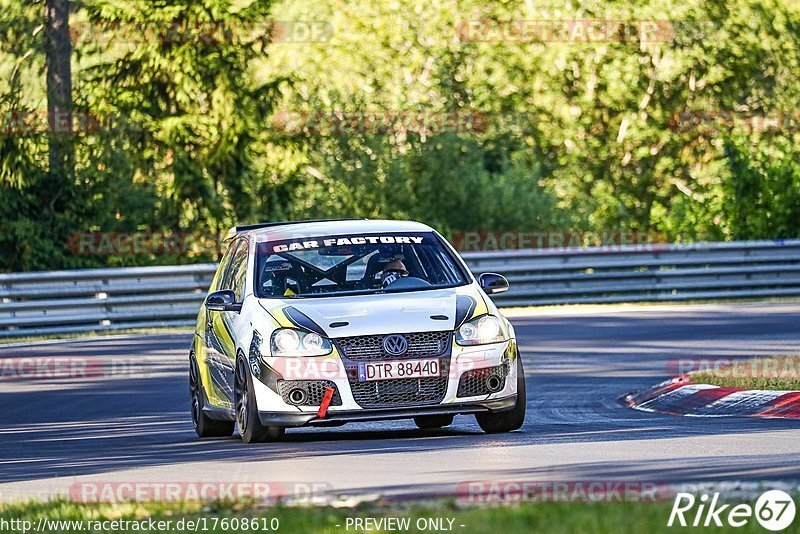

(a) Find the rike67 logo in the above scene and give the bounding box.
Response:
[668,490,796,531]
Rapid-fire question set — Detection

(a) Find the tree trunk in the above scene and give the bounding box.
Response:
[44,0,74,213]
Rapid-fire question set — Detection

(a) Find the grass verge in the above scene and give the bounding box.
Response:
[0,498,777,534]
[691,355,800,390]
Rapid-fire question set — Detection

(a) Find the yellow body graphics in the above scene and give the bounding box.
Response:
[470,294,490,320]
[265,306,297,329]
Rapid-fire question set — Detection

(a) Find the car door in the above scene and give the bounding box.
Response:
[216,237,249,370]
[204,238,245,406]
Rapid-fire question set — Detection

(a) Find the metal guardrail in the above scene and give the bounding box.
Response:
[2,239,800,338]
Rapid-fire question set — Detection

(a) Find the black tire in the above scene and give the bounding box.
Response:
[475,355,526,433]
[234,357,285,444]
[189,355,235,438]
[414,414,454,429]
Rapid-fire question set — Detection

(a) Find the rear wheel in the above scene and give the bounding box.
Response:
[234,357,285,444]
[189,355,234,438]
[414,414,454,429]
[475,356,526,433]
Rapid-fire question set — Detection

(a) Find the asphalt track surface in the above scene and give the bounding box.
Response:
[2,302,800,502]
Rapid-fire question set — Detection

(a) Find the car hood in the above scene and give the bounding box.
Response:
[260,288,470,337]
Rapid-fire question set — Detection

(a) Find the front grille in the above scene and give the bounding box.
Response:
[345,358,449,408]
[456,362,509,398]
[335,331,451,361]
[278,380,343,406]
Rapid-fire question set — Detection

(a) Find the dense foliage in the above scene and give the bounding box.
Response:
[1,0,799,270]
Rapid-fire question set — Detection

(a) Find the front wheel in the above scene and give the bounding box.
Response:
[234,357,285,444]
[475,355,526,433]
[190,355,234,438]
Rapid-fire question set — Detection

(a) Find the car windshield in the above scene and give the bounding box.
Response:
[254,232,468,298]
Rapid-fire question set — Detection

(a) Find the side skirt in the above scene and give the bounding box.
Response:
[202,404,236,422]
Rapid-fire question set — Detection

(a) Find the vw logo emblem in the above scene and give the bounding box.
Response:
[382,334,408,356]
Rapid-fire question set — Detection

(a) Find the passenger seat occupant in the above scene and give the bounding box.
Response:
[380,259,409,288]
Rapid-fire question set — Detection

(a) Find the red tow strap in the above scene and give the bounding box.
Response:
[317,386,335,418]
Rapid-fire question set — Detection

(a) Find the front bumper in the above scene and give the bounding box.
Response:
[258,394,516,427]
[250,337,519,426]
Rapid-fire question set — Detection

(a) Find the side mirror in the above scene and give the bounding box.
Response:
[479,273,509,295]
[205,289,242,312]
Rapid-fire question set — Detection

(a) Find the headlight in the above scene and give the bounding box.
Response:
[269,328,332,357]
[455,315,508,346]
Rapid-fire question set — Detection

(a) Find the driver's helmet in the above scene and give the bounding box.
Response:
[381,259,409,288]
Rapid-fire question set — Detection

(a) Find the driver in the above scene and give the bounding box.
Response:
[380,259,409,288]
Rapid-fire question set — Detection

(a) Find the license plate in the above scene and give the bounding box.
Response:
[357,359,440,382]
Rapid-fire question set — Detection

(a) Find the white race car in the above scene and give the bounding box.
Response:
[190,219,526,443]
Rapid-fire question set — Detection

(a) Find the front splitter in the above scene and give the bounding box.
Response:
[258,395,517,427]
